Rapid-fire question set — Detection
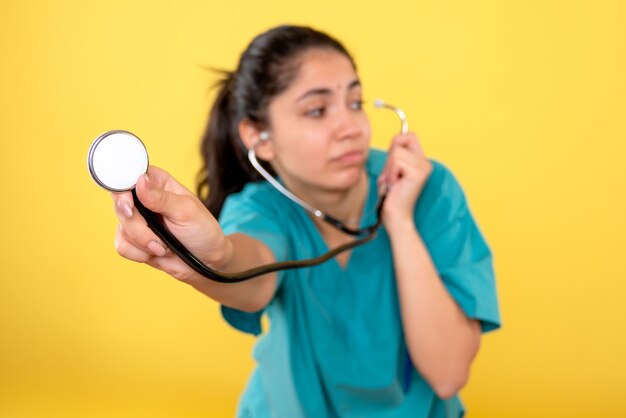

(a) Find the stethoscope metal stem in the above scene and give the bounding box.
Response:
[374,99,409,135]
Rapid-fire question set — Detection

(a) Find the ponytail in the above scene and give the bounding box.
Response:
[196,70,267,217]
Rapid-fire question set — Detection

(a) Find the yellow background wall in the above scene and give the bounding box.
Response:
[1,1,624,417]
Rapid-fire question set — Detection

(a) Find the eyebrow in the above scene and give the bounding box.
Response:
[296,79,361,102]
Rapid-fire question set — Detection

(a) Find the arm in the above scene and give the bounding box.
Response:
[180,233,279,313]
[379,134,481,398]
[112,166,278,313]
[387,218,481,399]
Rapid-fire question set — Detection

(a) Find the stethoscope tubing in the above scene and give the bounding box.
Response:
[100,100,407,283]
[132,189,379,283]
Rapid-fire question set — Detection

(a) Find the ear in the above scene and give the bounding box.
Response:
[238,119,275,161]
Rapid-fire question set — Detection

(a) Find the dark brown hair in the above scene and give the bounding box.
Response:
[196,25,355,217]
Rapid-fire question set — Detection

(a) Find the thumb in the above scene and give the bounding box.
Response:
[134,170,194,224]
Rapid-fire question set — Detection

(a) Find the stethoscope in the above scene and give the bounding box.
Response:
[87,99,408,283]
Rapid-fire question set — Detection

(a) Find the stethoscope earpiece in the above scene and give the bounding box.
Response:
[259,131,270,142]
[373,98,408,135]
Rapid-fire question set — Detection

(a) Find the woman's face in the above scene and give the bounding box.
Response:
[264,48,371,194]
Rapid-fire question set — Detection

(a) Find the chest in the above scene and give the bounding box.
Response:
[315,221,358,269]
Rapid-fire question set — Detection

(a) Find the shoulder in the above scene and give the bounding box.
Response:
[218,180,291,261]
[415,159,470,231]
[219,181,286,221]
[426,159,466,198]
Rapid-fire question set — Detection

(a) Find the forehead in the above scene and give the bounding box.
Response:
[285,48,359,95]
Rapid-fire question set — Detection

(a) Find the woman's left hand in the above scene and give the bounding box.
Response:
[377,133,433,230]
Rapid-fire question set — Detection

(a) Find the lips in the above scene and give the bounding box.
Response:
[333,150,364,164]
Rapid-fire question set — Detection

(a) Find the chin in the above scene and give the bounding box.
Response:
[327,165,366,191]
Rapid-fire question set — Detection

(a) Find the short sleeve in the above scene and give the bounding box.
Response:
[418,162,502,333]
[217,186,290,336]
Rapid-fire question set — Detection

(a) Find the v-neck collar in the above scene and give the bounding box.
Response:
[303,169,378,273]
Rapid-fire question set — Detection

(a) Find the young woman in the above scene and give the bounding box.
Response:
[111,25,500,418]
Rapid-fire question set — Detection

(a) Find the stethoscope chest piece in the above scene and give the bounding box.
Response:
[87,130,149,192]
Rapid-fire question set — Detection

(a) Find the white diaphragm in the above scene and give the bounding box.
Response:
[87,130,149,192]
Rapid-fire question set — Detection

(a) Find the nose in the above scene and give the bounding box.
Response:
[333,105,364,141]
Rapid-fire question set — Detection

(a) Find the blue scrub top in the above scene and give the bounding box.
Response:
[219,149,501,418]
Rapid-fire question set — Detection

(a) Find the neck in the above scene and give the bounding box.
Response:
[283,170,369,227]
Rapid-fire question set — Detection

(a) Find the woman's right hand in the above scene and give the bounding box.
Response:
[111,166,229,283]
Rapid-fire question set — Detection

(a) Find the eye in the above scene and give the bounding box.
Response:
[350,100,364,110]
[306,107,326,118]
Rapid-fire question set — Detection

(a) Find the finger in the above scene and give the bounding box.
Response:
[111,191,134,219]
[377,169,387,185]
[111,194,169,256]
[134,169,201,224]
[389,160,404,184]
[146,254,199,283]
[381,133,420,181]
[114,226,155,263]
[383,146,410,183]
[391,160,433,191]
[113,197,135,223]
[391,133,424,155]
[393,151,431,181]
[387,152,419,184]
[117,220,168,257]
[144,166,195,196]
[380,135,404,184]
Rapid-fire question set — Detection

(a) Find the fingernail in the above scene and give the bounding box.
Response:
[118,200,133,218]
[144,173,152,190]
[148,240,166,257]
